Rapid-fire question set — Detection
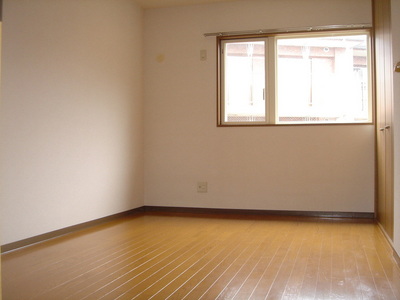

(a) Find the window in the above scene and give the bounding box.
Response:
[218,30,372,125]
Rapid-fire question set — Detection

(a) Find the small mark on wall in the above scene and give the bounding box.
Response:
[156,54,165,63]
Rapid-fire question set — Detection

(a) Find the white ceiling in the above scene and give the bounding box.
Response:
[135,0,239,9]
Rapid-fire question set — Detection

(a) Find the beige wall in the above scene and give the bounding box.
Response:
[0,0,376,247]
[144,0,375,212]
[0,0,144,245]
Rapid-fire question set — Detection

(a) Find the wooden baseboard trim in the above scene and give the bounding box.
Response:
[143,206,375,220]
[377,222,400,267]
[1,207,145,253]
[2,206,375,253]
[394,249,400,267]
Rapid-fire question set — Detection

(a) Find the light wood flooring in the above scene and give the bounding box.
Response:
[2,213,400,299]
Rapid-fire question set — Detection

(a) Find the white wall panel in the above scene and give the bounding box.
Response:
[1,0,144,245]
[144,0,375,212]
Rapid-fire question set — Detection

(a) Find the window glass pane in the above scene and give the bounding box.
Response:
[276,34,370,123]
[223,41,265,123]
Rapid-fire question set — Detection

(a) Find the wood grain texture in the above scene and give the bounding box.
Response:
[2,213,400,299]
[373,0,394,240]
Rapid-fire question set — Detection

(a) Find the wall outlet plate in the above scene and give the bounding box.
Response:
[197,182,208,193]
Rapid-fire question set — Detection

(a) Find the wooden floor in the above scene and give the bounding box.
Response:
[2,213,400,299]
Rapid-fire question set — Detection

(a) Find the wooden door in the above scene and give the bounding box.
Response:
[374,0,394,239]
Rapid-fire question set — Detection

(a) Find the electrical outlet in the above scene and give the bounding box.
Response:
[197,182,208,193]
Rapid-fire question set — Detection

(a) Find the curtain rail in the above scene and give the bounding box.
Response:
[204,23,372,37]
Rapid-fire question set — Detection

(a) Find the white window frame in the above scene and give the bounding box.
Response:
[217,29,373,126]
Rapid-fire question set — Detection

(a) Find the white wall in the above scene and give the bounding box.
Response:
[0,0,375,246]
[0,0,144,245]
[392,0,400,255]
[144,0,375,212]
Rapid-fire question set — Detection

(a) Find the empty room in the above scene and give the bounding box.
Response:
[1,0,400,299]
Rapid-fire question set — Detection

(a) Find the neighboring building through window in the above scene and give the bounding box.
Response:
[218,30,372,125]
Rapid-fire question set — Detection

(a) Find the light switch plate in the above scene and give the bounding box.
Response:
[200,49,207,61]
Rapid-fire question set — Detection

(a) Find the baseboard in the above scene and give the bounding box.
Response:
[1,207,145,253]
[394,249,400,267]
[2,206,375,253]
[143,206,375,220]
[377,222,400,267]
